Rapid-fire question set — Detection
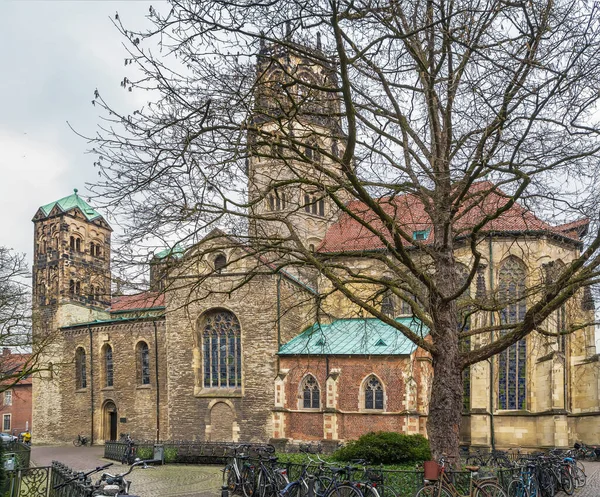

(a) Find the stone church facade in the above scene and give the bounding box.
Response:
[31,41,600,449]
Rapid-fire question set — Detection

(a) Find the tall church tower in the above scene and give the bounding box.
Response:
[247,38,348,251]
[32,189,112,322]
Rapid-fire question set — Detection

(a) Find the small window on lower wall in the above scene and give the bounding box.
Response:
[137,341,151,385]
[301,374,320,409]
[3,414,10,432]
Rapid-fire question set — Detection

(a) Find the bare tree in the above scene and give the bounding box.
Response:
[86,0,600,459]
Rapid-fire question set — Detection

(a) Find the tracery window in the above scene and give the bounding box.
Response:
[137,341,151,385]
[498,257,527,410]
[364,375,384,410]
[104,345,113,387]
[381,291,396,317]
[301,375,320,409]
[202,310,242,389]
[75,347,87,389]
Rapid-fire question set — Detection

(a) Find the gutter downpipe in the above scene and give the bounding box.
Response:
[277,274,282,371]
[154,320,160,442]
[488,237,496,451]
[88,324,94,446]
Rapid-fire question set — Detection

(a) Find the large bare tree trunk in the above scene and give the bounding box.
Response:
[427,327,463,463]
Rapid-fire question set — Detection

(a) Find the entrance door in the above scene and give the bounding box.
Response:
[109,411,118,441]
[103,401,118,441]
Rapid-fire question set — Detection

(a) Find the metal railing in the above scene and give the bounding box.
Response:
[103,439,275,465]
[4,441,31,469]
[49,461,95,497]
[3,466,51,497]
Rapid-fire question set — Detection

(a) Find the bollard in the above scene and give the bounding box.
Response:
[307,475,315,497]
[221,484,230,497]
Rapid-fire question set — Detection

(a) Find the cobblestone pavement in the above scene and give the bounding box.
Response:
[567,461,600,497]
[31,445,223,497]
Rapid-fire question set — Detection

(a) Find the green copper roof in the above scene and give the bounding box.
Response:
[278,317,428,356]
[154,243,185,260]
[39,189,102,221]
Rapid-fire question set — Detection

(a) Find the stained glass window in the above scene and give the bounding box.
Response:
[498,257,527,410]
[138,342,150,385]
[104,345,113,387]
[76,348,87,389]
[202,310,242,389]
[302,375,320,409]
[365,376,384,410]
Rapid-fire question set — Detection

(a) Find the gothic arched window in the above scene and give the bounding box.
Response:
[201,310,242,389]
[301,375,320,409]
[364,375,384,410]
[75,347,87,389]
[498,257,527,410]
[137,341,151,385]
[103,344,113,387]
[381,291,396,317]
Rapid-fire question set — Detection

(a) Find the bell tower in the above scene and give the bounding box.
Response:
[32,189,112,325]
[247,38,348,251]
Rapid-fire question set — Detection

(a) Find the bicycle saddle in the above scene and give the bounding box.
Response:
[465,466,480,472]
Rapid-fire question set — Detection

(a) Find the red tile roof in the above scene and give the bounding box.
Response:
[110,292,165,312]
[0,349,32,386]
[319,182,588,253]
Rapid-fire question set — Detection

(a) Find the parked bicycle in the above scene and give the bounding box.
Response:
[415,457,507,497]
[223,444,259,497]
[92,458,156,496]
[465,450,513,469]
[73,433,90,447]
[121,434,136,465]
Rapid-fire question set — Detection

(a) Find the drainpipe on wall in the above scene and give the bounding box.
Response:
[488,237,496,451]
[88,325,94,445]
[154,320,160,442]
[276,274,282,372]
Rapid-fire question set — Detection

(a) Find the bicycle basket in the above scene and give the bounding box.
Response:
[423,461,441,481]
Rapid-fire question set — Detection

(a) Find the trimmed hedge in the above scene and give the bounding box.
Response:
[333,432,430,465]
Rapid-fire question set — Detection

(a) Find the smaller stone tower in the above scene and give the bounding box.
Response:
[32,189,112,326]
[247,38,348,251]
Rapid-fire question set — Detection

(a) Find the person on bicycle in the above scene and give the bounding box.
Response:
[22,431,31,445]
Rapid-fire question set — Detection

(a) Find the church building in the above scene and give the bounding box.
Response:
[31,40,600,449]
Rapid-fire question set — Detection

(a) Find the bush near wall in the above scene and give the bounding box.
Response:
[333,432,431,465]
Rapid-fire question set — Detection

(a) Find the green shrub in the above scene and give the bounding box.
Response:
[164,446,178,463]
[333,432,430,465]
[136,446,153,460]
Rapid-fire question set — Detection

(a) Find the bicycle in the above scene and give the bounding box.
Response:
[254,447,289,497]
[121,434,137,465]
[91,458,156,496]
[466,450,513,469]
[415,457,507,497]
[73,433,90,447]
[283,461,362,497]
[53,462,114,492]
[223,444,258,497]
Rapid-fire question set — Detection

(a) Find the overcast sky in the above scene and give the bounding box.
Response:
[0,1,162,265]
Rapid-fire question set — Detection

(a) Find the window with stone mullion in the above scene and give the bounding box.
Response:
[202,311,241,389]
[365,376,384,410]
[302,375,320,409]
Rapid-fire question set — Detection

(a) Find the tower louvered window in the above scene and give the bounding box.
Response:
[498,257,527,410]
[202,310,242,388]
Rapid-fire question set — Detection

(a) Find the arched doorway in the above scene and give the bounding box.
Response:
[209,402,234,441]
[103,401,118,441]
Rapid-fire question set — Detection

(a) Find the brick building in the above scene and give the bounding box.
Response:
[0,349,32,437]
[31,39,600,449]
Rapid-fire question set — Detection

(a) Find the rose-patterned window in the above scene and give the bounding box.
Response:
[202,310,242,388]
[498,257,527,410]
[301,375,320,409]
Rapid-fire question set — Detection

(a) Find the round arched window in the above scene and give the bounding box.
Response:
[214,253,227,272]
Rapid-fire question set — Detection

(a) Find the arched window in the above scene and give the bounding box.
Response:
[498,257,527,410]
[137,342,151,385]
[103,345,113,387]
[381,291,396,317]
[69,279,75,294]
[214,253,227,273]
[201,310,242,389]
[76,238,81,252]
[364,375,384,410]
[301,375,320,409]
[90,242,95,256]
[75,348,87,389]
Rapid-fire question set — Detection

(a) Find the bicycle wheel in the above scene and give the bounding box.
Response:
[325,484,364,497]
[313,476,333,497]
[357,483,380,497]
[574,465,586,488]
[414,484,452,497]
[281,482,303,497]
[242,466,256,497]
[559,468,574,496]
[475,481,507,497]
[507,479,527,497]
[275,471,290,492]
[466,456,483,466]
[73,438,81,447]
[223,464,239,493]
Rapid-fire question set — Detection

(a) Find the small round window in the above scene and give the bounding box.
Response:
[214,253,227,272]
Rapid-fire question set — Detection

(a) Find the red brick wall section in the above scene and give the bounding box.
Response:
[0,383,32,436]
